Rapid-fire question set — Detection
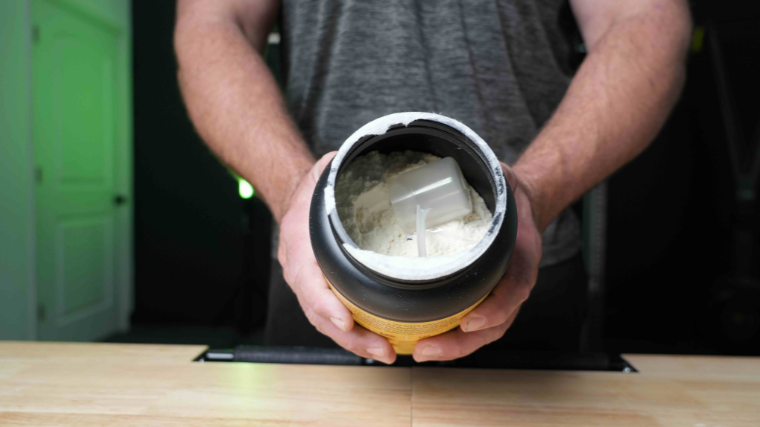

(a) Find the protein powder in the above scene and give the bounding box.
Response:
[335,150,492,258]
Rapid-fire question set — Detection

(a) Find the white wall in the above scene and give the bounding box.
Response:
[0,0,35,340]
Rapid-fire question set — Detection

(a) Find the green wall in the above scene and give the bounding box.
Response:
[0,0,34,340]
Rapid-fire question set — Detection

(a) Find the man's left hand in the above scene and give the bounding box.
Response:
[413,162,543,362]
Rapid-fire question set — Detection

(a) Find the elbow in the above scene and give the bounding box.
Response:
[661,2,692,105]
[646,1,692,89]
[173,5,203,86]
[670,3,692,92]
[638,1,693,74]
[173,8,193,70]
[172,0,216,71]
[672,3,693,64]
[173,28,189,92]
[173,7,200,99]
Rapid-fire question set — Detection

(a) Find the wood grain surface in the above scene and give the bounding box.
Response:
[0,342,412,426]
[1,342,759,426]
[413,364,760,427]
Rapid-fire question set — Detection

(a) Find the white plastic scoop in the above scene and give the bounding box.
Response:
[387,157,473,257]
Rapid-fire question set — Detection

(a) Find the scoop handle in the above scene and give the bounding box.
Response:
[416,205,430,257]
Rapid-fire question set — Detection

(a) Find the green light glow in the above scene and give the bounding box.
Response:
[238,180,254,199]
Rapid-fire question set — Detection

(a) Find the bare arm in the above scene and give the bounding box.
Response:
[174,0,314,223]
[514,0,692,230]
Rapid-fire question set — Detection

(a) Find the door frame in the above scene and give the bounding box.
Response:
[0,0,36,341]
[19,0,133,339]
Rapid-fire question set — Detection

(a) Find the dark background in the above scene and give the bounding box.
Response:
[116,0,760,355]
[125,0,272,347]
[604,1,760,356]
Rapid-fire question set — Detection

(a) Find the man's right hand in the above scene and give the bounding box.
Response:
[277,152,397,364]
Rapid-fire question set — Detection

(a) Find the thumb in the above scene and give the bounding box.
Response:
[499,161,519,192]
[310,151,338,183]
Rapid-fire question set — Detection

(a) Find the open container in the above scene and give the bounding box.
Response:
[310,112,517,355]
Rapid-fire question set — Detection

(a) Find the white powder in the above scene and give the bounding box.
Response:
[335,151,492,258]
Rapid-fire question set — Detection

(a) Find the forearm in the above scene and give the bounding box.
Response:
[175,3,314,223]
[514,3,691,231]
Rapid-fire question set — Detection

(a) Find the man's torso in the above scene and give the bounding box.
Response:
[279,0,581,266]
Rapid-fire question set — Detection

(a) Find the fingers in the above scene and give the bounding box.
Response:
[459,276,530,333]
[309,310,396,364]
[279,150,396,363]
[281,149,352,328]
[282,238,355,332]
[413,310,519,362]
[458,167,543,334]
[297,272,396,364]
[458,226,539,333]
[284,232,396,363]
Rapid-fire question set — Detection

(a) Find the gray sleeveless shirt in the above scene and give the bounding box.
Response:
[279,0,580,266]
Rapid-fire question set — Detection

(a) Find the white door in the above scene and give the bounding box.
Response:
[33,0,130,341]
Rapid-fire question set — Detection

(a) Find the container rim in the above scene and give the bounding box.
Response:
[323,112,508,281]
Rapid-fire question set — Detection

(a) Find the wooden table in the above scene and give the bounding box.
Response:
[1,342,758,426]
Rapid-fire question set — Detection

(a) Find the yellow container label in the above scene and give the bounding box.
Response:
[328,281,488,355]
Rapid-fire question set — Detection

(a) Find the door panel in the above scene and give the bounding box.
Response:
[58,216,112,317]
[55,35,112,184]
[34,0,121,341]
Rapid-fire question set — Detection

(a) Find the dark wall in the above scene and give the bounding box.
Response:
[132,1,270,327]
[130,0,759,353]
[603,1,760,355]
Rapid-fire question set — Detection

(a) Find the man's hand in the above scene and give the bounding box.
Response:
[413,163,542,362]
[278,152,397,364]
